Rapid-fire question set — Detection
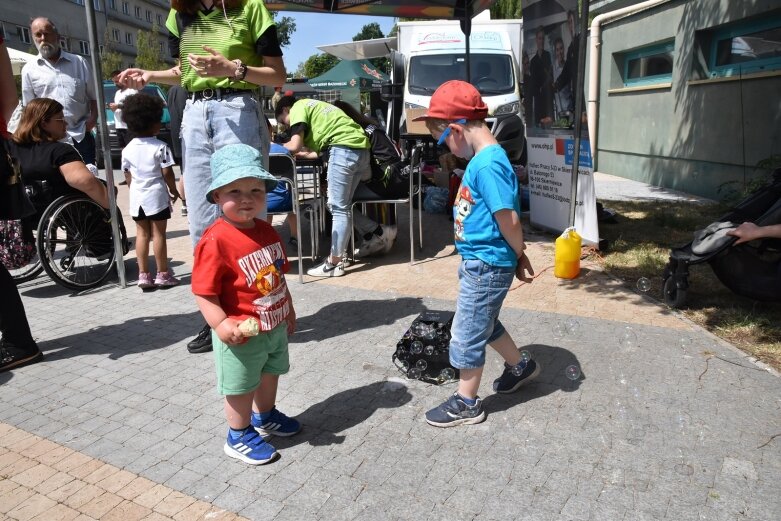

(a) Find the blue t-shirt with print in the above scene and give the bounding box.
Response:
[452,144,519,267]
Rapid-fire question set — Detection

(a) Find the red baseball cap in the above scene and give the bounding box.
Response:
[412,80,489,121]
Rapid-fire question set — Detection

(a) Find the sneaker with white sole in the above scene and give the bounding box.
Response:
[137,272,154,289]
[252,407,302,438]
[425,393,486,427]
[381,225,397,253]
[355,234,385,257]
[154,270,180,287]
[307,259,345,277]
[224,428,278,465]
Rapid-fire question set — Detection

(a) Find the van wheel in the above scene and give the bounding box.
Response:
[663,276,687,308]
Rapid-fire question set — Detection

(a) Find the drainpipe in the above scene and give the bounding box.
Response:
[588,0,673,159]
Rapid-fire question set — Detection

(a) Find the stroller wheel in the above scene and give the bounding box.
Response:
[663,276,688,308]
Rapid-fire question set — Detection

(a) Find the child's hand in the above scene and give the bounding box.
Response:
[215,318,245,345]
[515,252,534,283]
[286,308,296,335]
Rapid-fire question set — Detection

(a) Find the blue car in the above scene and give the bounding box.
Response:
[96,81,172,167]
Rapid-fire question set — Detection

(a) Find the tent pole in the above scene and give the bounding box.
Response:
[568,0,590,229]
[84,0,127,288]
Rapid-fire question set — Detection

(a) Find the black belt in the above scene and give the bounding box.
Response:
[189,87,253,100]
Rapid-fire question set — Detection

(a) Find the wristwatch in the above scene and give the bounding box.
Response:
[232,59,248,81]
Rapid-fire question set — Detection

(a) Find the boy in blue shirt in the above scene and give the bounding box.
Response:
[413,81,538,427]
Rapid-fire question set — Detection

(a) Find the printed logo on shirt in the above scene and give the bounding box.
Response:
[237,243,290,330]
[454,185,474,242]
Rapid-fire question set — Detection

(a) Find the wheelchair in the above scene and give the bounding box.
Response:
[10,179,127,291]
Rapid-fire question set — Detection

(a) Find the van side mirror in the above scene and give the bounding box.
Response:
[381,81,401,102]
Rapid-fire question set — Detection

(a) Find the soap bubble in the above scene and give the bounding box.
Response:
[424,345,435,356]
[520,350,532,363]
[552,322,566,339]
[636,277,651,292]
[440,368,456,381]
[410,341,423,355]
[510,360,528,376]
[565,318,581,336]
[407,367,422,379]
[618,327,638,351]
[415,359,428,371]
[565,365,581,380]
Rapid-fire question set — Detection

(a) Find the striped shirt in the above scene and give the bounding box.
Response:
[166,0,275,92]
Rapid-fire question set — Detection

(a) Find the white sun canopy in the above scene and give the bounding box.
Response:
[317,37,397,60]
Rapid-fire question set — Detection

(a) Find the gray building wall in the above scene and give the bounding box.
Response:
[595,0,781,200]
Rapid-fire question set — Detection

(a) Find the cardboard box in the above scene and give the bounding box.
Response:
[404,108,430,135]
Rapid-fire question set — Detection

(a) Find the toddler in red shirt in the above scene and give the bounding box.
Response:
[192,144,299,465]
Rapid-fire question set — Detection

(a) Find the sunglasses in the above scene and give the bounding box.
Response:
[437,119,467,146]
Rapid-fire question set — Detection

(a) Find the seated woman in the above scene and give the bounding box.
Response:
[10,98,109,209]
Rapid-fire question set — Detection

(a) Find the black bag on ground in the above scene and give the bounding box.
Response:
[393,311,459,385]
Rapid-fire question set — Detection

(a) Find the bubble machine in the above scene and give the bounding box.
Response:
[392,311,459,384]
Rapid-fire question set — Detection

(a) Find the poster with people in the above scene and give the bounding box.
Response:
[521,0,599,246]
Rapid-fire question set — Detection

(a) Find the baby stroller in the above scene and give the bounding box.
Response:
[662,169,781,308]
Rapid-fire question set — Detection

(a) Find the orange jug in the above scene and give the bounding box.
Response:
[554,227,581,279]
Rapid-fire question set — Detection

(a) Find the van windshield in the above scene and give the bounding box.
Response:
[408,53,515,96]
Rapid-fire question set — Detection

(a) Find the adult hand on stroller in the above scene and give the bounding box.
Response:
[727,222,781,245]
[515,251,535,283]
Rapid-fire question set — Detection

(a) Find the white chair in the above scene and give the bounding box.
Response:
[268,153,321,283]
[349,145,424,264]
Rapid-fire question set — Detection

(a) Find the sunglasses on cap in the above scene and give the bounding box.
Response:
[437,119,467,146]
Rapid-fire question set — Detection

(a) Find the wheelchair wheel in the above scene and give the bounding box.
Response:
[37,195,116,290]
[9,220,42,284]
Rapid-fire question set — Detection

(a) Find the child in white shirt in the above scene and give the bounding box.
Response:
[121,93,181,289]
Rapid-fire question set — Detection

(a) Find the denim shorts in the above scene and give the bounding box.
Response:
[449,258,515,369]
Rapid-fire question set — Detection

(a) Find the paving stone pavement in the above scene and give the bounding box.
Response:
[2,174,780,520]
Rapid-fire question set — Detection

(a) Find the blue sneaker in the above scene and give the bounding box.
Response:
[252,407,302,438]
[224,428,278,465]
[492,359,541,394]
[425,393,485,427]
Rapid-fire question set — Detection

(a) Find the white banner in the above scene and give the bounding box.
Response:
[527,136,599,245]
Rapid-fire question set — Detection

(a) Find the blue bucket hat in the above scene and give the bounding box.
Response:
[206,144,278,203]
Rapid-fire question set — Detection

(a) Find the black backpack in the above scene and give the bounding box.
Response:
[363,125,410,199]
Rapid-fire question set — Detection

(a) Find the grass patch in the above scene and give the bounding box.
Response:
[593,200,781,371]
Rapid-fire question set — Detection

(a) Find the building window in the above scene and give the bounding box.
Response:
[159,41,164,53]
[17,26,31,44]
[99,45,104,54]
[125,33,133,46]
[59,37,70,52]
[707,15,781,77]
[157,14,163,26]
[79,40,90,56]
[620,41,674,87]
[111,28,120,41]
[93,0,101,11]
[135,6,142,19]
[146,10,153,22]
[108,0,116,10]
[122,2,129,15]
[0,24,6,40]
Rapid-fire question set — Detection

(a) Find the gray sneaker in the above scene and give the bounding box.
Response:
[355,234,385,257]
[307,259,345,277]
[425,393,485,427]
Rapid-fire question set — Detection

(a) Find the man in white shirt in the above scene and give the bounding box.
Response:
[21,17,98,165]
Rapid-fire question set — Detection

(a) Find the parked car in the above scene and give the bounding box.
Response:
[95,81,172,168]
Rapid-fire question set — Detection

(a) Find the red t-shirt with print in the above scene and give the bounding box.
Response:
[192,218,291,332]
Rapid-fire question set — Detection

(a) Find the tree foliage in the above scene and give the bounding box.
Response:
[99,29,122,80]
[490,0,522,19]
[300,53,339,79]
[271,11,296,48]
[135,23,166,72]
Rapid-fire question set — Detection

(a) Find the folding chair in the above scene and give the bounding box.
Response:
[268,153,321,284]
[350,145,424,265]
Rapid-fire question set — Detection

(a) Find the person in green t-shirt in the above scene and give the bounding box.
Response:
[275,96,380,278]
[118,0,287,355]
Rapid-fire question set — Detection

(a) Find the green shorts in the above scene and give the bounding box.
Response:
[213,322,289,395]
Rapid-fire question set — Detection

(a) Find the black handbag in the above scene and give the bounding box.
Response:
[0,138,35,220]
